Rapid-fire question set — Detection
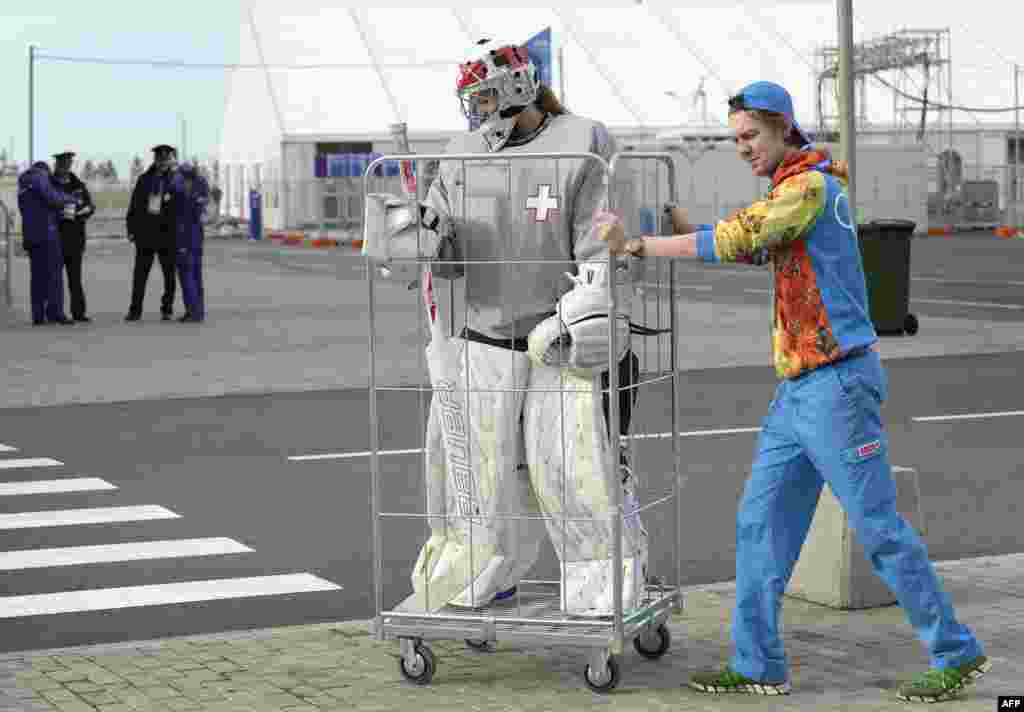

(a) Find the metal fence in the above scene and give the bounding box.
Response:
[208,133,1024,235]
[0,179,235,241]
[928,162,1023,229]
[0,199,12,307]
[241,142,927,237]
[859,126,1023,230]
[0,180,135,239]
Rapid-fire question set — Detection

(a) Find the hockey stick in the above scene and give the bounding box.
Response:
[390,124,490,612]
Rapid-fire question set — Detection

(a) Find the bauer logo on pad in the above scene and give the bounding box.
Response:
[856,439,881,459]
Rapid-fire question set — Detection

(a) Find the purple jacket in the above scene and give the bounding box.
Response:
[169,169,210,250]
[17,164,72,246]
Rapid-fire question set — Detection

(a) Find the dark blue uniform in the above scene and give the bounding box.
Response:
[53,168,95,321]
[125,163,177,320]
[169,167,209,321]
[17,163,73,324]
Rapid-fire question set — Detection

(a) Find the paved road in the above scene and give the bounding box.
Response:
[2,350,1022,653]
[0,231,1022,654]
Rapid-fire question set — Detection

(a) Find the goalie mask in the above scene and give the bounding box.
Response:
[457,40,539,152]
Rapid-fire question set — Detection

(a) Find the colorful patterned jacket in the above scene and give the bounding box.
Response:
[696,149,878,379]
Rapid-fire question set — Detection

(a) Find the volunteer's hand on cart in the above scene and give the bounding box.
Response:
[597,212,627,254]
[598,206,700,258]
[595,210,647,258]
[668,205,696,234]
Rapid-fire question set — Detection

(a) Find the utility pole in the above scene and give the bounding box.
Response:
[1014,63,1020,233]
[695,77,709,127]
[838,0,857,224]
[558,45,566,107]
[179,114,188,161]
[28,44,36,164]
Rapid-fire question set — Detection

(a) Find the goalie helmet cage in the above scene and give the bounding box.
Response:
[364,150,686,693]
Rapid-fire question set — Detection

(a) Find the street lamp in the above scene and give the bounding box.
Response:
[28,43,38,164]
[667,79,715,128]
[837,0,856,224]
[1014,63,1020,233]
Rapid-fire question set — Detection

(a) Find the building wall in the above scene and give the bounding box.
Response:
[615,141,927,233]
[222,125,991,232]
[278,135,452,231]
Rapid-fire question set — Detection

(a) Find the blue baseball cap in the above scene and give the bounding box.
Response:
[728,81,812,147]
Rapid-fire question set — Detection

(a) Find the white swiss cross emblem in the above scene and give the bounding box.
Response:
[526,184,559,223]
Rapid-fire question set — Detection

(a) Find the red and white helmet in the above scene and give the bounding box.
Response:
[457,39,539,151]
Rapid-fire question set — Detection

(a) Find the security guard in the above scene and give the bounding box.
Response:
[169,162,209,322]
[124,144,178,321]
[17,161,74,325]
[52,151,95,322]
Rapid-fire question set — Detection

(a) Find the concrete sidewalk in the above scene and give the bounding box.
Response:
[1,553,1019,711]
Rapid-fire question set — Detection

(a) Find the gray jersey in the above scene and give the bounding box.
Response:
[424,113,616,340]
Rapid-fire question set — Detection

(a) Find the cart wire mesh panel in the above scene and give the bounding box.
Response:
[362,150,687,692]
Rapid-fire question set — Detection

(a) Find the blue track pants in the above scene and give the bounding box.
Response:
[730,349,983,683]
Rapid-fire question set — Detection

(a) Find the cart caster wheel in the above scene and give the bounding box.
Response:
[583,654,620,693]
[903,313,919,335]
[399,643,436,685]
[634,623,671,660]
[465,638,493,652]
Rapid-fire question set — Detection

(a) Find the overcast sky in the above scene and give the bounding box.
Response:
[3,1,1021,172]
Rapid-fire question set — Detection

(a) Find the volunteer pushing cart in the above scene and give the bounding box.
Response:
[362,38,684,692]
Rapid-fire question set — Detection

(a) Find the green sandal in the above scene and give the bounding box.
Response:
[896,655,992,703]
[688,667,792,695]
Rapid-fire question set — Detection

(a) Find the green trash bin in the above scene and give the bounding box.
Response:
[857,219,919,336]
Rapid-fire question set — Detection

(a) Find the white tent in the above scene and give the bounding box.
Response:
[218,2,844,226]
[218,3,843,163]
[222,0,1023,153]
[216,2,1020,231]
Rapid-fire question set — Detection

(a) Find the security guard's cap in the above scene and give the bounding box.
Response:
[53,151,76,161]
[151,144,177,156]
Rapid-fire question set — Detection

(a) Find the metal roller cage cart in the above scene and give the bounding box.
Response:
[363,149,688,693]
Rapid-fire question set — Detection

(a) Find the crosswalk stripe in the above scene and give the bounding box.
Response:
[0,458,63,470]
[0,445,16,453]
[0,538,253,571]
[0,505,180,530]
[0,478,118,497]
[0,574,343,618]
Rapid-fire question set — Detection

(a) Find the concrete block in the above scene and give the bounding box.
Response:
[786,465,925,609]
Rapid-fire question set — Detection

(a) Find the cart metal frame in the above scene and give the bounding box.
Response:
[363,150,686,692]
[0,199,14,308]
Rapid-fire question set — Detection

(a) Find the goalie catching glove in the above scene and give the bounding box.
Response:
[527,264,631,377]
[362,192,454,281]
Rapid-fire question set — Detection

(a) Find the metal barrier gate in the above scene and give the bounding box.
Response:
[362,149,687,693]
[0,199,13,307]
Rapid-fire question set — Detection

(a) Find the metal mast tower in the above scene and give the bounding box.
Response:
[816,28,952,150]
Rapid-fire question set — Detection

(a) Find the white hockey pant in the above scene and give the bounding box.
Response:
[409,339,648,615]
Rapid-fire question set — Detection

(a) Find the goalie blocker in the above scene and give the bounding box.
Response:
[362,192,461,282]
